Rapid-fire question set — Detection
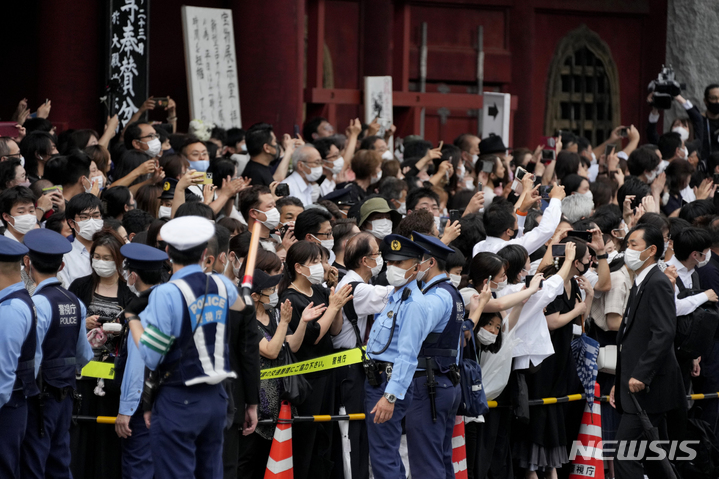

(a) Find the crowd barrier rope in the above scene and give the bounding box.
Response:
[72,391,719,425]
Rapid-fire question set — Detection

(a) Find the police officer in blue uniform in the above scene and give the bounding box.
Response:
[0,236,39,478]
[19,228,94,479]
[126,216,250,479]
[115,243,168,479]
[364,234,433,479]
[405,231,465,478]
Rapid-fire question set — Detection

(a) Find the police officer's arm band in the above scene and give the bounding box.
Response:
[126,314,141,322]
[139,325,175,355]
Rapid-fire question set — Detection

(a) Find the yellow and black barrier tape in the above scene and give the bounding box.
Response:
[74,391,719,425]
[259,347,365,380]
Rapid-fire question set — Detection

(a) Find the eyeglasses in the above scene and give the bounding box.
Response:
[139,133,159,140]
[189,151,209,158]
[5,153,21,159]
[76,213,102,221]
[708,96,719,102]
[315,232,333,238]
[302,160,323,168]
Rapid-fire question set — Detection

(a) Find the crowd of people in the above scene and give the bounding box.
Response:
[3,83,719,479]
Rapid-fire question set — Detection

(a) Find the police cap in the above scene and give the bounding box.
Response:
[23,229,72,259]
[121,243,168,271]
[0,234,29,261]
[159,177,178,200]
[160,216,215,251]
[410,230,454,262]
[382,233,430,262]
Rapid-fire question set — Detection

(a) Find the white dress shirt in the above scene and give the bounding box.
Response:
[4,229,19,242]
[635,262,657,286]
[58,237,92,289]
[281,171,314,205]
[667,256,709,316]
[331,270,391,349]
[320,178,336,197]
[472,198,563,257]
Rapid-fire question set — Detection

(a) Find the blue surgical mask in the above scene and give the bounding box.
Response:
[191,159,210,172]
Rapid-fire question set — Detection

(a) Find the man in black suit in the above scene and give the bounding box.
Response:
[610,224,687,478]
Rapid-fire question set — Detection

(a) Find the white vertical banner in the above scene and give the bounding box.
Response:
[364,76,393,151]
[482,92,511,142]
[181,6,242,128]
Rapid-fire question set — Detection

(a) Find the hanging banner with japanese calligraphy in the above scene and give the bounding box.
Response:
[181,6,242,128]
[364,76,393,151]
[106,0,149,126]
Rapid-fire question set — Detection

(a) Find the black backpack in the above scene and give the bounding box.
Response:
[674,272,719,361]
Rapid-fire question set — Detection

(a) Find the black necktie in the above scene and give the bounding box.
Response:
[624,282,639,325]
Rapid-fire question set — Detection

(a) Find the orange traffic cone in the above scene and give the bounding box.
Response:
[452,416,468,479]
[265,401,293,478]
[569,382,604,479]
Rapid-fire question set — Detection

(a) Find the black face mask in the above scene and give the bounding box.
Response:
[577,261,590,276]
[270,143,282,162]
[707,102,719,115]
[509,228,518,240]
[157,240,168,251]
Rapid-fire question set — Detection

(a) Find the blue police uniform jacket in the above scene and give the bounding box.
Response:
[418,274,465,373]
[33,278,93,389]
[139,265,239,386]
[366,279,434,400]
[0,282,39,407]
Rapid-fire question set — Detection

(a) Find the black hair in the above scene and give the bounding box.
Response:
[129,267,163,287]
[29,251,64,274]
[705,84,719,100]
[302,117,329,141]
[668,217,692,245]
[476,312,503,353]
[708,152,719,176]
[524,208,543,233]
[45,211,67,236]
[205,141,219,159]
[211,126,227,146]
[226,128,246,149]
[276,196,304,210]
[658,132,683,160]
[590,177,616,209]
[359,135,383,151]
[146,218,168,249]
[113,149,152,185]
[158,153,187,180]
[23,118,53,135]
[344,232,375,270]
[708,217,719,247]
[665,159,694,196]
[406,187,439,212]
[44,150,91,188]
[626,224,665,261]
[124,122,152,150]
[59,129,98,154]
[450,212,486,260]
[562,174,588,196]
[229,231,252,260]
[482,201,516,238]
[572,218,596,232]
[627,147,661,177]
[0,187,35,227]
[446,246,466,273]
[617,176,651,210]
[215,224,231,256]
[294,208,333,242]
[103,217,123,234]
[101,186,133,219]
[167,242,207,266]
[20,131,56,178]
[468,252,506,289]
[555,151,581,182]
[207,158,236,189]
[379,177,408,202]
[122,208,154,235]
[496,244,529,284]
[679,199,716,225]
[404,140,432,161]
[397,209,435,237]
[561,131,578,148]
[245,123,275,157]
[65,193,102,224]
[540,237,589,276]
[238,185,271,220]
[576,137,591,154]
[278,241,322,295]
[175,202,215,220]
[217,217,245,235]
[673,227,713,262]
[590,205,623,234]
[313,137,340,159]
[637,212,671,236]
[0,157,23,189]
[332,220,358,255]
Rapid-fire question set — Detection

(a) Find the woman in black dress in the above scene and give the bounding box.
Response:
[278,241,353,478]
[514,238,594,479]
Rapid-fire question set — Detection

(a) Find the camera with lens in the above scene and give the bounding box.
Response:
[648,65,685,110]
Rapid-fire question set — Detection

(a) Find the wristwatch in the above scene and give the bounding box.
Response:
[383,392,397,404]
[596,253,609,260]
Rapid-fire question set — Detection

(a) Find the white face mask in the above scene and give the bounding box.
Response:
[645,169,658,183]
[591,152,597,163]
[329,156,344,175]
[158,206,172,219]
[145,138,162,157]
[370,255,384,277]
[449,273,462,288]
[368,218,393,239]
[268,291,279,308]
[386,264,414,287]
[255,207,280,230]
[91,176,105,190]
[465,178,475,190]
[680,146,689,159]
[491,277,507,292]
[302,262,325,285]
[381,150,393,161]
[232,257,243,278]
[92,259,116,278]
[415,259,431,282]
[697,250,711,268]
[128,279,140,296]
[672,126,689,142]
[624,247,650,271]
[304,163,323,183]
[477,328,498,346]
[471,154,479,166]
[10,214,36,235]
[456,165,466,180]
[370,171,383,184]
[312,235,334,252]
[76,218,104,241]
[580,190,593,201]
[607,250,619,263]
[434,216,441,233]
[663,241,670,256]
[396,202,407,215]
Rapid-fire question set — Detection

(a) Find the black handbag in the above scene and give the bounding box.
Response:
[279,344,312,405]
